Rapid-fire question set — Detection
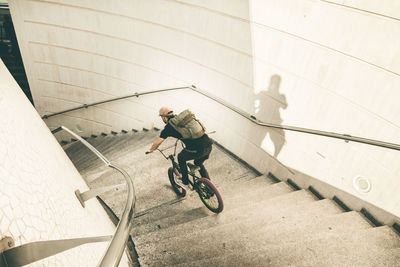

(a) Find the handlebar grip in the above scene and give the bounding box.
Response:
[145,151,150,154]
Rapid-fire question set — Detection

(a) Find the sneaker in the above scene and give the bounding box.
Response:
[187,163,200,174]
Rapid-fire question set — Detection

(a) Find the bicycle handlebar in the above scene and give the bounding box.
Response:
[157,144,176,152]
[151,130,216,159]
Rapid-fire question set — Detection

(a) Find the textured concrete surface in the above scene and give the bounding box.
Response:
[65,130,400,267]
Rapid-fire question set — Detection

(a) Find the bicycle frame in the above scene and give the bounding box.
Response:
[156,136,224,213]
[157,139,199,189]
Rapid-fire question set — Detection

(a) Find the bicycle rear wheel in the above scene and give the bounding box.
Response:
[168,167,186,197]
[196,178,223,213]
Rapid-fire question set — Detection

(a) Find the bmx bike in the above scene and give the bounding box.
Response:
[156,139,224,213]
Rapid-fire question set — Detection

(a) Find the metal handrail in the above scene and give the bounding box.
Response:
[45,86,400,151]
[52,126,136,267]
[42,86,188,119]
[190,86,400,151]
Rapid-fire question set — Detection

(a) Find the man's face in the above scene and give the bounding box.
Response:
[161,116,168,124]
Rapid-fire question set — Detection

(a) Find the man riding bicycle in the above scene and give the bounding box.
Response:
[146,107,212,185]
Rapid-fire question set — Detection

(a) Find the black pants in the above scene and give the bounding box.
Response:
[178,145,212,180]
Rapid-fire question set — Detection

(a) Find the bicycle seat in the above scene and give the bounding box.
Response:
[187,162,200,173]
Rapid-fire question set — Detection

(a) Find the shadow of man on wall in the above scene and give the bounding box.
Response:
[254,74,287,157]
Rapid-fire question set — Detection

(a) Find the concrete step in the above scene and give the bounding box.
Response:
[131,174,277,230]
[177,226,400,267]
[131,181,296,237]
[76,145,270,221]
[76,133,135,168]
[71,147,104,172]
[85,133,264,217]
[65,135,108,154]
[134,199,344,254]
[65,130,400,267]
[139,211,372,266]
[98,133,139,156]
[88,168,180,220]
[88,170,128,218]
[105,130,159,159]
[132,189,317,239]
[90,133,125,152]
[291,247,400,267]
[125,135,260,188]
[208,173,277,200]
[74,136,122,170]
[93,130,141,155]
[216,181,295,212]
[65,135,112,166]
[78,134,187,216]
[201,143,259,183]
[66,130,138,162]
[78,130,159,173]
[82,166,115,184]
[65,140,93,160]
[134,198,343,247]
[74,131,261,195]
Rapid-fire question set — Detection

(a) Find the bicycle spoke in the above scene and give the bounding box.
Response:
[196,178,223,213]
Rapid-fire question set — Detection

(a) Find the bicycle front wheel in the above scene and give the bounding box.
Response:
[168,167,186,197]
[196,178,223,213]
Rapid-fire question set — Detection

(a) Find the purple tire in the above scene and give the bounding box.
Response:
[196,178,223,213]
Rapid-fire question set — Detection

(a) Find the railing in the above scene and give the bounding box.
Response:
[42,85,400,152]
[41,86,188,119]
[53,126,136,267]
[0,126,136,266]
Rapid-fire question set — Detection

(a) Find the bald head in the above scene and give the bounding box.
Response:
[159,106,173,117]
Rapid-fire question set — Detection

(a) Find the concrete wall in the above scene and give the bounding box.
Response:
[247,0,400,220]
[0,60,128,265]
[9,0,400,219]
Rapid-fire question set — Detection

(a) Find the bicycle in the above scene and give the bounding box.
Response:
[154,138,224,213]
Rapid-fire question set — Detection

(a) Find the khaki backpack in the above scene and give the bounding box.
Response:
[169,109,206,139]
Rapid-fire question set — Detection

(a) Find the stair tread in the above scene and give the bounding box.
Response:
[132,189,317,239]
[131,176,282,230]
[131,176,292,222]
[65,129,148,159]
[81,135,263,217]
[76,130,159,172]
[133,181,293,224]
[138,211,373,265]
[66,130,400,267]
[152,226,400,267]
[134,198,344,246]
[292,247,400,267]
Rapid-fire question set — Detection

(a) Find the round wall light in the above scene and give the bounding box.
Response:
[353,176,371,193]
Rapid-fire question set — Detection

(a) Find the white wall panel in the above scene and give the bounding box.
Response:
[9,0,400,219]
[324,0,400,20]
[0,60,128,266]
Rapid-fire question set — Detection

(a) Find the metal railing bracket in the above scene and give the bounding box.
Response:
[0,237,14,253]
[75,184,126,207]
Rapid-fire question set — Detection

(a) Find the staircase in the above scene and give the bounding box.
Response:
[64,129,400,266]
